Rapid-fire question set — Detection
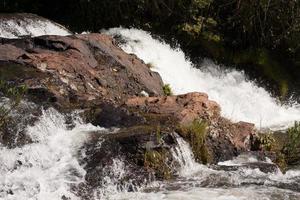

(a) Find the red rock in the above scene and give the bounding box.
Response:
[0,33,164,107]
[126,92,256,162]
[126,92,221,125]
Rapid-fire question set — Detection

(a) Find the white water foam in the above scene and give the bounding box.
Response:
[0,108,104,200]
[121,186,300,200]
[109,136,300,200]
[105,28,300,129]
[171,134,207,177]
[0,17,71,38]
[93,158,144,200]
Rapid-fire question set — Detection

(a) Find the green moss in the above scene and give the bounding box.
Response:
[177,120,211,164]
[144,149,172,179]
[163,84,173,96]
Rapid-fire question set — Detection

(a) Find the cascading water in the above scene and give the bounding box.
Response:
[0,107,104,200]
[103,133,300,200]
[105,28,300,130]
[0,102,299,200]
[170,134,205,177]
[0,15,71,38]
[1,20,300,199]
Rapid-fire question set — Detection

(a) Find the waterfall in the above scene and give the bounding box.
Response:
[171,134,204,177]
[0,15,71,38]
[105,28,300,130]
[1,20,300,199]
[0,106,299,200]
[0,108,104,200]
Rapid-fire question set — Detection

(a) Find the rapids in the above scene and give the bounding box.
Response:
[1,19,300,199]
[105,28,300,130]
[0,14,71,38]
[95,134,300,200]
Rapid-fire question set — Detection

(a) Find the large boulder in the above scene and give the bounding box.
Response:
[126,92,221,125]
[124,92,257,163]
[0,33,164,108]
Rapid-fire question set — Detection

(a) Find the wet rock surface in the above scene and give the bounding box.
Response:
[0,33,164,108]
[0,32,265,188]
[74,127,178,199]
[125,93,257,163]
[126,92,221,125]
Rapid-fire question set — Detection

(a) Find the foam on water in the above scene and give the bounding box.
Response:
[0,108,104,200]
[171,134,207,176]
[105,28,300,129]
[110,186,300,200]
[109,136,300,200]
[0,17,71,38]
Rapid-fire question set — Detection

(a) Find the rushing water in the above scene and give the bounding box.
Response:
[105,28,300,130]
[0,15,71,38]
[0,107,105,200]
[2,107,298,200]
[98,135,300,200]
[1,19,300,199]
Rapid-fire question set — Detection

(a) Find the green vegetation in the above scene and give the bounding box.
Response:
[163,84,173,96]
[259,132,276,151]
[274,152,287,172]
[0,80,27,128]
[177,120,210,164]
[144,149,172,179]
[284,121,300,164]
[261,122,300,169]
[256,131,288,171]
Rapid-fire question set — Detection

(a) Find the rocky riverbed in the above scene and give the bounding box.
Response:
[0,13,300,200]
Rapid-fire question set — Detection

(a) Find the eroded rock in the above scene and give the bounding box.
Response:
[0,33,164,108]
[125,92,257,163]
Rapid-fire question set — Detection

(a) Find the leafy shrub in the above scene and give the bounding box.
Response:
[259,132,276,151]
[284,121,300,164]
[144,149,172,179]
[163,84,173,96]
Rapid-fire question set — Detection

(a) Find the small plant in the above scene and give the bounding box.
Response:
[144,149,172,179]
[259,132,275,151]
[284,121,300,164]
[163,84,173,96]
[146,62,155,69]
[177,119,210,164]
[0,80,27,128]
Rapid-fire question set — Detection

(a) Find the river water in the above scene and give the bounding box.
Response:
[0,18,300,200]
[105,28,300,130]
[1,108,299,200]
